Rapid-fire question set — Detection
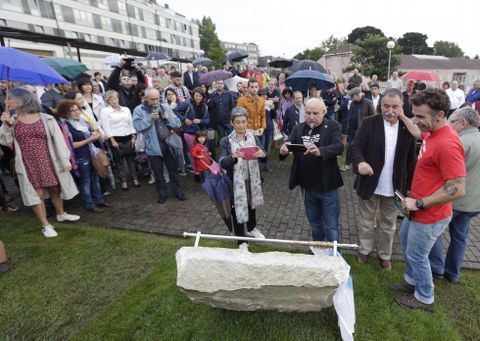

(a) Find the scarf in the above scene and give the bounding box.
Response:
[68,117,99,156]
[228,131,264,223]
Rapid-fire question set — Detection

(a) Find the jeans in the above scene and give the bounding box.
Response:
[76,158,104,208]
[429,210,479,283]
[400,216,451,304]
[302,188,340,242]
[262,119,273,164]
[148,149,183,199]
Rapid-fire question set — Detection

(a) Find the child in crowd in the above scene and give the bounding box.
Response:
[190,130,211,182]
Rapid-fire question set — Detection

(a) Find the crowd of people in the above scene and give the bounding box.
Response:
[1,59,480,313]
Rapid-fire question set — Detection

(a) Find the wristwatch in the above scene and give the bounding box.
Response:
[415,199,425,210]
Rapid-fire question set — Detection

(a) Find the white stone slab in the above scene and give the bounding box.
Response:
[176,246,348,312]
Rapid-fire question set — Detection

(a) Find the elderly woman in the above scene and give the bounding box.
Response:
[56,99,110,213]
[100,90,138,190]
[0,88,80,237]
[219,107,267,251]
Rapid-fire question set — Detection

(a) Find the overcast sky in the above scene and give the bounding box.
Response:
[171,0,479,58]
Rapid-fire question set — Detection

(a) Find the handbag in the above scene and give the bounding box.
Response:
[135,133,145,152]
[117,140,135,157]
[273,119,283,141]
[91,149,110,178]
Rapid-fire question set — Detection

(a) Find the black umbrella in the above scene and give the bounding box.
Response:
[269,58,293,68]
[202,172,233,232]
[145,52,170,61]
[291,60,326,73]
[223,51,248,64]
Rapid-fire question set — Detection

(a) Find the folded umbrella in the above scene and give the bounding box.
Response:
[285,70,334,93]
[223,51,248,64]
[199,70,232,86]
[291,60,327,73]
[192,57,212,67]
[102,54,123,66]
[43,57,88,80]
[202,172,233,232]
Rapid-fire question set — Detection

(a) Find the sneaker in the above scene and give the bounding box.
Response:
[340,164,351,172]
[148,177,156,185]
[390,281,415,294]
[56,212,80,222]
[246,228,265,239]
[239,242,249,253]
[42,225,58,238]
[165,176,170,183]
[103,191,111,197]
[396,294,433,313]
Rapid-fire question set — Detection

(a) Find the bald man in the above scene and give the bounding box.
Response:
[279,98,344,242]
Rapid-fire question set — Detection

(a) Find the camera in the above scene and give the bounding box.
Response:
[122,58,135,70]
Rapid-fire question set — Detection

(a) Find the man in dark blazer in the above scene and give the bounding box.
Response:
[279,98,344,242]
[365,83,383,111]
[351,88,417,270]
[282,90,304,136]
[183,63,199,92]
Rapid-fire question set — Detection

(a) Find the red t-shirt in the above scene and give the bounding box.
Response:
[411,125,466,224]
[191,143,211,172]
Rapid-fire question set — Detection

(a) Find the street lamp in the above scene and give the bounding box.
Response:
[387,40,395,80]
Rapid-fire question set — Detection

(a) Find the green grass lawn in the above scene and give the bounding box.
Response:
[1,216,479,341]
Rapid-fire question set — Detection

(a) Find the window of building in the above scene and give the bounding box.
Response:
[108,1,119,13]
[129,23,138,37]
[182,37,186,47]
[111,18,122,33]
[144,10,155,24]
[141,26,146,38]
[73,9,93,26]
[146,28,157,40]
[453,73,466,83]
[97,0,109,10]
[101,16,112,30]
[0,0,23,13]
[61,6,75,24]
[158,16,165,27]
[118,2,127,15]
[126,4,136,18]
[92,14,102,29]
[137,7,144,21]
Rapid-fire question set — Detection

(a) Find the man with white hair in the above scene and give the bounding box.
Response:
[445,80,465,115]
[183,63,199,92]
[279,98,344,242]
[387,71,403,91]
[465,80,480,111]
[429,107,480,284]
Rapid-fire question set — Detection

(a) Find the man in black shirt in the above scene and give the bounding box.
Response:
[279,98,344,241]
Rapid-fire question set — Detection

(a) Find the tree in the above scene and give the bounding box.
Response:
[351,34,401,81]
[433,41,464,58]
[197,16,225,68]
[475,55,479,60]
[397,32,433,55]
[347,26,384,44]
[293,47,326,61]
[321,35,348,52]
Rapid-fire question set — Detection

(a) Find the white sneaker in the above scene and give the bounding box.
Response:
[239,242,249,253]
[42,225,58,238]
[56,212,80,222]
[246,228,265,239]
[148,177,156,184]
[164,176,170,183]
[340,164,351,172]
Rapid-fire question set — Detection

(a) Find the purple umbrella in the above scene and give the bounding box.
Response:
[202,172,233,231]
[199,70,232,86]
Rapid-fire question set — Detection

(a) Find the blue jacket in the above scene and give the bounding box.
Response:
[283,105,301,135]
[132,102,181,156]
[174,100,210,134]
[466,88,480,104]
[208,90,235,125]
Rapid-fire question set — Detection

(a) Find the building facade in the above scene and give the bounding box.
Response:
[0,0,202,71]
[222,40,259,66]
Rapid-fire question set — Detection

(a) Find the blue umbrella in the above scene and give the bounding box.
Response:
[199,70,232,86]
[145,52,170,61]
[202,172,233,231]
[291,60,327,73]
[223,51,248,64]
[0,47,68,85]
[285,70,334,93]
[192,57,212,67]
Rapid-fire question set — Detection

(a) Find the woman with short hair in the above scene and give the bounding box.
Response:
[77,79,105,121]
[0,88,80,237]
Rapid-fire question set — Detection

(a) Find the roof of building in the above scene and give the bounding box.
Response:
[400,55,480,70]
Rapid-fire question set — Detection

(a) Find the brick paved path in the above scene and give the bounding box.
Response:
[2,160,479,269]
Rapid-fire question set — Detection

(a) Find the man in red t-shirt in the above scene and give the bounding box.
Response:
[390,89,466,312]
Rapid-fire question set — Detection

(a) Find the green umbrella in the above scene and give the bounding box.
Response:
[42,57,88,80]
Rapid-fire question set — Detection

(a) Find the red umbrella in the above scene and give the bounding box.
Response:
[402,71,439,82]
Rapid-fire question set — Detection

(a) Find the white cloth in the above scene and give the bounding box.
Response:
[446,88,465,110]
[100,106,136,138]
[374,119,399,197]
[386,78,402,91]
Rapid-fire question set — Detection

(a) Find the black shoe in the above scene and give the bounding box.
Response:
[175,192,186,201]
[263,164,273,173]
[432,272,444,280]
[390,281,415,294]
[194,174,201,183]
[158,196,167,204]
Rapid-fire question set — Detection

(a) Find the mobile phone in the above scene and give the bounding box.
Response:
[394,190,405,202]
[286,143,307,153]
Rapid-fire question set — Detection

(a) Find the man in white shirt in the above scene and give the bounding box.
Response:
[351,88,417,270]
[387,71,403,91]
[445,80,465,115]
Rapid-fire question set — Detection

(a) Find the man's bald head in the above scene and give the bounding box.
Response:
[305,98,327,128]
